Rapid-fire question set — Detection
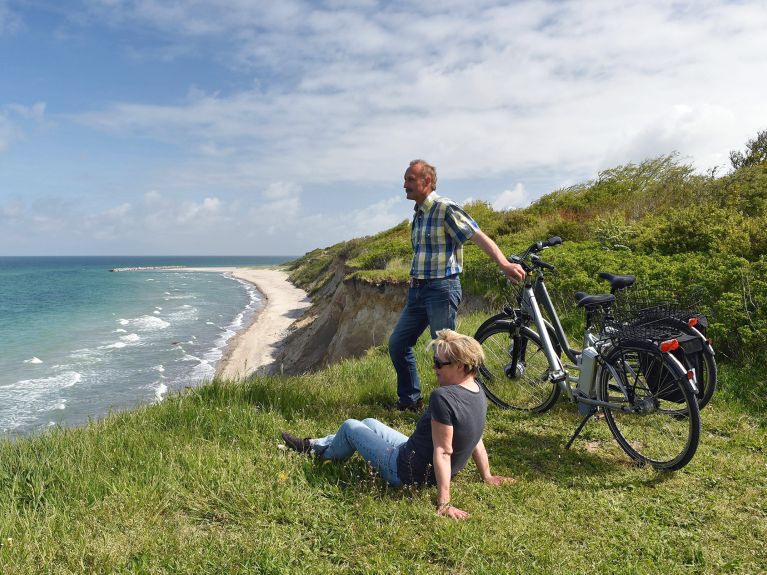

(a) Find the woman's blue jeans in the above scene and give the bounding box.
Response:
[388,276,462,404]
[312,418,408,487]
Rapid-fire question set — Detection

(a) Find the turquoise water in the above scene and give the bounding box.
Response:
[0,256,294,437]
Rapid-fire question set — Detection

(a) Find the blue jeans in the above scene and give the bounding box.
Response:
[388,277,462,404]
[312,418,407,487]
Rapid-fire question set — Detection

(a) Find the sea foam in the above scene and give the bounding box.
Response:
[121,315,171,331]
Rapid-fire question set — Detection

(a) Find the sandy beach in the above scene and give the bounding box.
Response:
[177,267,311,380]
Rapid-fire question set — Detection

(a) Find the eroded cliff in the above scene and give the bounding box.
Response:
[273,257,489,375]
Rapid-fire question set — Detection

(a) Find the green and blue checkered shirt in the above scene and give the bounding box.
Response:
[411,192,480,279]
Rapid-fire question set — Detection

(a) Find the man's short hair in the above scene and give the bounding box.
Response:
[409,159,437,191]
[427,329,485,374]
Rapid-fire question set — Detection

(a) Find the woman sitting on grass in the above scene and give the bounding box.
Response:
[281,329,513,520]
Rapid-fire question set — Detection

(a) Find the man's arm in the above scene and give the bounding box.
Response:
[471,438,515,486]
[470,229,525,282]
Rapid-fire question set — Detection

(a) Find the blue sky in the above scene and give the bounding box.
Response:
[2,0,766,256]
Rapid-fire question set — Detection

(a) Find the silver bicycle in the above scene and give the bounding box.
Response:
[475,237,701,470]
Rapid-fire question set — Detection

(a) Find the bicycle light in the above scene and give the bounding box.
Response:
[659,339,679,353]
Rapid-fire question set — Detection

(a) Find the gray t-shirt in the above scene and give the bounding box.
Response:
[396,383,487,486]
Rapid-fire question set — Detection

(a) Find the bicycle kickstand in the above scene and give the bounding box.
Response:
[564,405,597,450]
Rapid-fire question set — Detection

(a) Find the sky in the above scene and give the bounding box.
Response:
[1,0,766,256]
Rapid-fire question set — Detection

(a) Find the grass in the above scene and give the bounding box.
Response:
[1,313,766,574]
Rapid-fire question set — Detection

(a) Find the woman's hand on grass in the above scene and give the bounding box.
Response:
[437,504,470,520]
[483,475,515,486]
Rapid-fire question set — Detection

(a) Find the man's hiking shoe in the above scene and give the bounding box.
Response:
[393,398,424,413]
[281,432,312,454]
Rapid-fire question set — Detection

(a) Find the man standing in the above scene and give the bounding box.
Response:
[389,159,525,411]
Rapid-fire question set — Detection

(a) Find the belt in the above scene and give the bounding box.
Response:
[409,275,458,288]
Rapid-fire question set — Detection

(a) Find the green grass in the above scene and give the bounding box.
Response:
[1,313,766,574]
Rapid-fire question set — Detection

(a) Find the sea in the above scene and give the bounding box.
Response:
[0,256,295,438]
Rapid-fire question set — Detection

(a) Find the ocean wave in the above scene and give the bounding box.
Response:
[153,381,168,402]
[101,341,127,349]
[24,357,43,364]
[0,371,79,430]
[41,398,67,412]
[1,370,82,392]
[69,348,102,362]
[190,360,215,381]
[119,315,171,331]
[121,333,141,343]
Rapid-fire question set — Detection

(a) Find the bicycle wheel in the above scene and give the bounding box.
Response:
[597,341,700,470]
[475,322,561,412]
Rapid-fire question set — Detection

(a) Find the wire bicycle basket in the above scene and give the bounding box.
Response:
[601,286,707,343]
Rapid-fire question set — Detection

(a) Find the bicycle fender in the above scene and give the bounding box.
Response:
[474,314,561,356]
[474,311,516,337]
[665,351,699,395]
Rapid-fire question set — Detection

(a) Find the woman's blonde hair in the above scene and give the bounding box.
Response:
[427,329,485,374]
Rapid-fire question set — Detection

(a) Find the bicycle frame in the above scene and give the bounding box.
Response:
[517,269,677,414]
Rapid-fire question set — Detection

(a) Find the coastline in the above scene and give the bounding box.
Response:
[172,267,311,380]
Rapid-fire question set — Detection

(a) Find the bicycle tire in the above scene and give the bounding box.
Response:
[597,340,700,470]
[475,322,561,412]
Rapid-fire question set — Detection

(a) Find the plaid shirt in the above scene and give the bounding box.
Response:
[410,192,479,279]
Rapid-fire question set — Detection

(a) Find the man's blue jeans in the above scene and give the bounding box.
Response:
[388,276,462,404]
[312,418,408,486]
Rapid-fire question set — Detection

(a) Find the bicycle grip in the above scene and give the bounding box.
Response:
[543,236,563,247]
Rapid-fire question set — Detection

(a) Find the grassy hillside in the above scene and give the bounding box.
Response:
[2,143,765,573]
[1,311,766,574]
[287,153,767,374]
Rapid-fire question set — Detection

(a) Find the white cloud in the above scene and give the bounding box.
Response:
[0,1,22,35]
[105,202,132,218]
[263,181,300,200]
[72,0,767,193]
[144,190,162,205]
[0,102,46,153]
[493,183,530,211]
[7,102,46,121]
[0,200,23,221]
[6,0,767,255]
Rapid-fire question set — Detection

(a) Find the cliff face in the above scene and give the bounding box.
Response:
[274,260,489,375]
[274,276,406,374]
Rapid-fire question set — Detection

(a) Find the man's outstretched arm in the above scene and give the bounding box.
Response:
[470,229,525,283]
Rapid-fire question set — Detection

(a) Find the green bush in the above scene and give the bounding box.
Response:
[287,146,767,368]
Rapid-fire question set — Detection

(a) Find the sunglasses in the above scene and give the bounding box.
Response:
[433,356,453,369]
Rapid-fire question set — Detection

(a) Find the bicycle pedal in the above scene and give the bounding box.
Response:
[549,370,567,383]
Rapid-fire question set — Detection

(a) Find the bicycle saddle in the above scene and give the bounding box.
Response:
[598,272,636,292]
[574,292,615,309]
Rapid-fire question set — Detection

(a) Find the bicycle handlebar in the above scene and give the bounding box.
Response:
[531,254,555,271]
[526,236,562,254]
[507,236,563,272]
